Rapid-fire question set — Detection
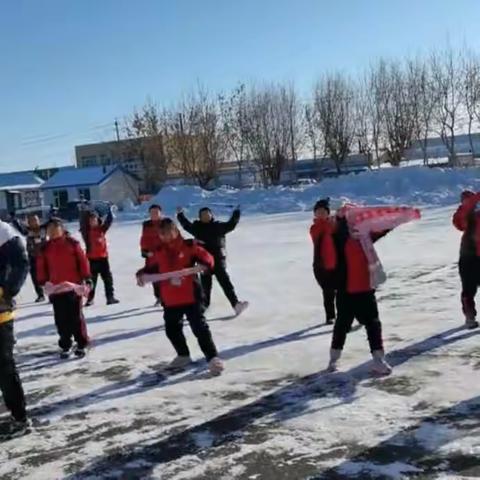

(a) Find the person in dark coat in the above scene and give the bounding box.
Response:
[11,213,47,302]
[0,220,30,437]
[176,206,248,316]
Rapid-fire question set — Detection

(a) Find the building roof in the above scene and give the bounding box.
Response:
[41,165,120,189]
[0,171,44,190]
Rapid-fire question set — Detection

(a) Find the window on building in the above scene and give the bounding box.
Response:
[78,188,91,201]
[53,190,69,208]
[81,155,98,167]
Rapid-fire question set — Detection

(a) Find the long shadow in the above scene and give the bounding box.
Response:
[15,310,51,323]
[16,322,57,340]
[315,394,480,479]
[86,307,159,325]
[66,326,480,479]
[27,324,330,417]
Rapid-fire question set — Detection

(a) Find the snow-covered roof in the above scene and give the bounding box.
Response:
[41,165,120,189]
[0,171,43,190]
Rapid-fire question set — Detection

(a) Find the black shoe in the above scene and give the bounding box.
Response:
[0,417,31,440]
[59,349,71,359]
[106,297,120,305]
[35,295,45,303]
[74,348,86,359]
[326,318,335,325]
[85,299,94,307]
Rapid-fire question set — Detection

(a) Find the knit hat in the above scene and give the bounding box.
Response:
[313,198,330,215]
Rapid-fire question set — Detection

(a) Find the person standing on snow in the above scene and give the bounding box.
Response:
[310,198,337,324]
[79,206,119,306]
[453,190,480,329]
[136,218,224,375]
[324,210,392,375]
[140,204,164,307]
[10,213,47,303]
[0,220,30,438]
[37,218,92,359]
[176,205,248,316]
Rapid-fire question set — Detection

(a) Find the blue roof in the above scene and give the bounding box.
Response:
[41,165,119,189]
[0,171,43,189]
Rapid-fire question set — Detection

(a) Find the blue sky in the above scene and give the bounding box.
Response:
[1,0,479,172]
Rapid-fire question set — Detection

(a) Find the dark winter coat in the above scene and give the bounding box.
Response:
[11,218,47,258]
[0,221,29,323]
[453,193,480,258]
[137,236,214,308]
[37,236,91,286]
[177,210,240,261]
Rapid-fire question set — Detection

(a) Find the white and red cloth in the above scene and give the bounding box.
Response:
[340,205,421,289]
[137,266,206,287]
[44,282,90,298]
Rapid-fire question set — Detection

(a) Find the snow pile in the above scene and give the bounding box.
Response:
[122,166,480,219]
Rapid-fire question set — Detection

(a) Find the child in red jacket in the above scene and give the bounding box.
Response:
[324,212,392,375]
[137,218,224,375]
[140,204,164,306]
[452,190,480,329]
[80,206,119,306]
[310,198,337,324]
[37,218,92,358]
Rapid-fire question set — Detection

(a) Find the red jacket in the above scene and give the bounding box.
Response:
[85,226,109,259]
[37,236,91,286]
[310,218,336,272]
[453,193,480,257]
[140,236,214,308]
[140,220,163,265]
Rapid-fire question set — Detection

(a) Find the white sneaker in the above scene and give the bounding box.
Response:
[371,350,393,375]
[465,316,479,329]
[326,349,342,372]
[234,301,249,317]
[167,355,192,370]
[208,357,224,375]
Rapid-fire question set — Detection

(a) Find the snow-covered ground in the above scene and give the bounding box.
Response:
[1,203,480,480]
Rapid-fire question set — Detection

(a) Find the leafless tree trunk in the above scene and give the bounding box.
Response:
[431,48,464,166]
[314,74,356,173]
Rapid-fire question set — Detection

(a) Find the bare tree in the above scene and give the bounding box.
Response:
[219,84,251,184]
[314,74,356,173]
[354,78,374,166]
[431,48,464,165]
[242,83,302,186]
[463,52,480,157]
[304,102,321,162]
[167,87,227,189]
[124,100,171,192]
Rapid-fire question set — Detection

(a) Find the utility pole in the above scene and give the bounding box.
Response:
[114,118,120,142]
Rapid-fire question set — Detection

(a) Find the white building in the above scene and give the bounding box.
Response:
[41,165,140,209]
[0,171,44,218]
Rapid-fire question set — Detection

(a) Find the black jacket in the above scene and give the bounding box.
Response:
[11,218,47,258]
[177,209,240,260]
[0,222,29,312]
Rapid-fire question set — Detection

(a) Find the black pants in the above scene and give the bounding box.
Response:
[51,292,89,350]
[0,321,26,421]
[164,304,218,361]
[331,290,383,352]
[201,261,238,308]
[29,256,43,298]
[88,258,114,302]
[459,256,480,318]
[313,268,336,321]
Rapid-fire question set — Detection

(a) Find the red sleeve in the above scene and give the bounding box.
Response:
[321,235,337,271]
[193,244,215,270]
[36,252,48,285]
[75,242,91,279]
[452,196,480,231]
